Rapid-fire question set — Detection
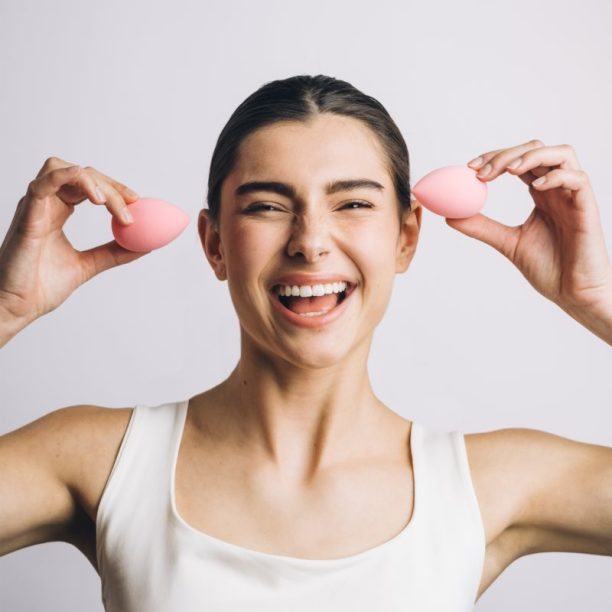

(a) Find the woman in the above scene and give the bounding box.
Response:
[1,74,611,611]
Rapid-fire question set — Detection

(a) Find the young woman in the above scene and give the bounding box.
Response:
[1,74,611,611]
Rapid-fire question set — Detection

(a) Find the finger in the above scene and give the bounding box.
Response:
[78,240,152,281]
[468,139,547,181]
[92,181,135,225]
[52,170,134,226]
[445,212,520,262]
[505,144,582,183]
[62,166,137,225]
[27,165,83,199]
[530,168,591,193]
[86,167,140,203]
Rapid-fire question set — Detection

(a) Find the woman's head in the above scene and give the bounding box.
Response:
[198,75,421,369]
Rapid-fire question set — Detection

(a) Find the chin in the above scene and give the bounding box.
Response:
[281,334,366,370]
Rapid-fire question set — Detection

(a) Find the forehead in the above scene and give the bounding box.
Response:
[228,113,391,189]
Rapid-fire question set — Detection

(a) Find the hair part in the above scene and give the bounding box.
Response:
[205,74,412,230]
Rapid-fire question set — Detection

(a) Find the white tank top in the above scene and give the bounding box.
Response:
[96,399,485,611]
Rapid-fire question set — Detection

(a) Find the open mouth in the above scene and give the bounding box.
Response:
[273,282,355,317]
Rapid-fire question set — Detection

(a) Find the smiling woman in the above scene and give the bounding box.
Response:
[6,73,612,612]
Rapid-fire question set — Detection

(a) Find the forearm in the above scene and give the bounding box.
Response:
[0,304,31,348]
[559,291,612,346]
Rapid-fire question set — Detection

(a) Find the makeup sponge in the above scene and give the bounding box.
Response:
[111,197,190,252]
[412,165,488,219]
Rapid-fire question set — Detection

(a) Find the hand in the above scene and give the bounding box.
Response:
[445,139,612,316]
[0,156,150,325]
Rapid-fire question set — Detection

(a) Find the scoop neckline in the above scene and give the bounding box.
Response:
[169,398,420,566]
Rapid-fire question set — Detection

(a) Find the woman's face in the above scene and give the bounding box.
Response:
[199,112,421,368]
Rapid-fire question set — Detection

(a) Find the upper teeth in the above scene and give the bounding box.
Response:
[275,281,348,297]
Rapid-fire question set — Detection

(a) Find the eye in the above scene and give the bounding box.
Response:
[340,201,373,210]
[244,203,282,213]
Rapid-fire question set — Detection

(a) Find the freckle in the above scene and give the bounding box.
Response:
[243,379,247,385]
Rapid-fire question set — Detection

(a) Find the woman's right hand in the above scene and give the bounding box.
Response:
[0,156,151,326]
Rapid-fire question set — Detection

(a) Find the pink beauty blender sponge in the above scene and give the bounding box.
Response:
[111,197,190,252]
[412,165,488,219]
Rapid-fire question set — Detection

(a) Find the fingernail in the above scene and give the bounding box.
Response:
[94,185,106,203]
[468,156,484,168]
[477,163,492,177]
[122,208,134,224]
[532,176,546,186]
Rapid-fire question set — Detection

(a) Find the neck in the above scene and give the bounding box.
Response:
[210,331,393,482]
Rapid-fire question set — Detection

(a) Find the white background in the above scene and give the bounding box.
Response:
[1,0,611,609]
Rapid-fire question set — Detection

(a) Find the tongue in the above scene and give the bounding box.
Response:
[284,293,339,314]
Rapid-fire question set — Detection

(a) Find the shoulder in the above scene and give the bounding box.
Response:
[464,426,605,543]
[466,425,612,559]
[0,404,134,560]
[48,405,135,521]
[463,427,551,545]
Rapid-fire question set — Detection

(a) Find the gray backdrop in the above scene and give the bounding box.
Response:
[1,0,611,610]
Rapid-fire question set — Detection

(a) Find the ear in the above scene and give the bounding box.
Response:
[198,209,227,281]
[395,201,422,273]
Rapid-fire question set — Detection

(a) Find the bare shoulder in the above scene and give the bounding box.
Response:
[463,427,548,546]
[53,404,135,522]
[463,425,608,551]
[0,404,133,567]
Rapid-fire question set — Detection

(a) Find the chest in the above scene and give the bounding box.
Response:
[173,433,417,559]
[77,409,525,601]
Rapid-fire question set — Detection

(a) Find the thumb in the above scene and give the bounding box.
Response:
[445,213,519,261]
[79,240,152,280]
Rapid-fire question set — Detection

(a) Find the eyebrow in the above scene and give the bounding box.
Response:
[234,178,385,199]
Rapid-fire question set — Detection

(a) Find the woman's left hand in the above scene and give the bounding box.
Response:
[445,139,612,317]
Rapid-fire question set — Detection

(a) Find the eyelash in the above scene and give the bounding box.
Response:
[245,201,373,213]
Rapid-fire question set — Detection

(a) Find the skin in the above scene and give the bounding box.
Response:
[1,114,611,578]
[196,113,422,483]
[459,140,612,344]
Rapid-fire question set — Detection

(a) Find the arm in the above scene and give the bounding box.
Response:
[0,303,33,348]
[489,427,612,558]
[0,407,84,556]
[559,287,612,346]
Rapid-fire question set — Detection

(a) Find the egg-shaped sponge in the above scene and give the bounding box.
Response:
[111,198,190,252]
[412,165,488,219]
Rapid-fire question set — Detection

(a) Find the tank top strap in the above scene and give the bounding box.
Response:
[96,399,188,586]
[414,423,486,601]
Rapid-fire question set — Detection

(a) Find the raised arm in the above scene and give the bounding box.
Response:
[0,157,146,559]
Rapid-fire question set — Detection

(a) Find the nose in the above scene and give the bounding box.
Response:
[286,211,332,262]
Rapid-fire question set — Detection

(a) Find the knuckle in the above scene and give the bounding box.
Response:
[530,139,545,147]
[576,169,589,182]
[26,179,40,197]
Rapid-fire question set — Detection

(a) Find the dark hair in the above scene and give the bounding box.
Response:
[205,74,412,229]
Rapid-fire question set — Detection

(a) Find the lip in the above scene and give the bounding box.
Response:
[268,282,357,329]
[269,273,355,291]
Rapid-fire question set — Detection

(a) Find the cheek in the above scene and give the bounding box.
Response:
[346,225,397,313]
[225,225,279,276]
